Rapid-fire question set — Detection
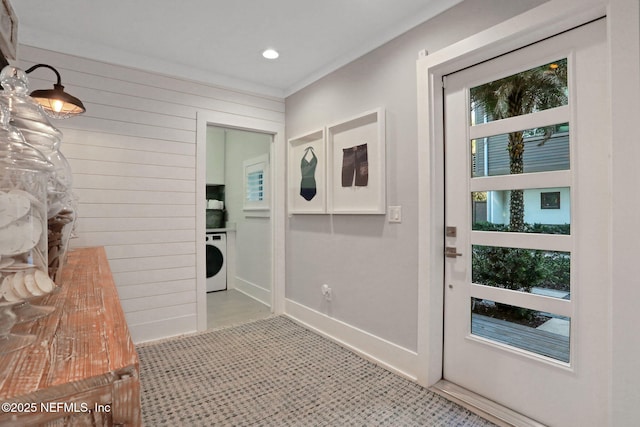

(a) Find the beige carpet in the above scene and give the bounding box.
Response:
[137,316,496,426]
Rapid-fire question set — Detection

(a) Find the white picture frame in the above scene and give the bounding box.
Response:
[287,129,326,214]
[327,108,386,214]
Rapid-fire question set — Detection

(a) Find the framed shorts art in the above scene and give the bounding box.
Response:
[326,108,386,214]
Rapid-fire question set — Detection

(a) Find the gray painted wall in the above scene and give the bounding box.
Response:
[285,0,546,351]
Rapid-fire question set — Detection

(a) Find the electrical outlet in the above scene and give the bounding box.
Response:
[321,284,332,301]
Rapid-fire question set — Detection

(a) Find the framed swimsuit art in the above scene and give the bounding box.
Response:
[287,129,326,214]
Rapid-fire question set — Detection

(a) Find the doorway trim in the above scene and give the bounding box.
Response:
[415,0,608,387]
[196,111,286,331]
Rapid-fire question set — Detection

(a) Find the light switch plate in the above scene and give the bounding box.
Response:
[388,206,402,223]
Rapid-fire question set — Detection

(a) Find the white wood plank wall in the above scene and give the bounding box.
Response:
[17,45,285,342]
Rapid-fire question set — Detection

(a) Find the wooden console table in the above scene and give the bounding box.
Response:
[0,247,141,426]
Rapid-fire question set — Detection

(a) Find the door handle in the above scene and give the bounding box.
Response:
[445,247,463,258]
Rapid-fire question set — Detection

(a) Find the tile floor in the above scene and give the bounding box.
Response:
[206,289,271,330]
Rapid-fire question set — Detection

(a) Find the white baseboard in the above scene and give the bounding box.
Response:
[130,314,197,344]
[235,277,271,306]
[284,299,419,382]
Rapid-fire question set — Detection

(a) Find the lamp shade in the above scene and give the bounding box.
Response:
[30,84,85,119]
[25,64,86,119]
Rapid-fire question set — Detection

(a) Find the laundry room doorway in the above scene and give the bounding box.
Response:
[205,126,273,328]
[196,112,286,332]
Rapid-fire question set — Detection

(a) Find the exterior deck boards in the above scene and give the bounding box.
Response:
[471,314,570,362]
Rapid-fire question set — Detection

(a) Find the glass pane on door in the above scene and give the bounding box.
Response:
[471,188,570,234]
[471,123,570,177]
[470,59,568,124]
[472,245,570,299]
[471,298,570,363]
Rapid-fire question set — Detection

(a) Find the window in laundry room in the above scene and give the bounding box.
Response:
[243,154,269,210]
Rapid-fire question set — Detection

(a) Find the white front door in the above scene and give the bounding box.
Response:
[443,19,609,426]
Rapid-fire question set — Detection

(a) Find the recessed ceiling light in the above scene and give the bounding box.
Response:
[262,49,279,59]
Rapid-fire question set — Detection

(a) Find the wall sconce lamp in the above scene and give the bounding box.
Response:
[25,63,86,119]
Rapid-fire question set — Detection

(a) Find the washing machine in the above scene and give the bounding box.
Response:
[206,232,226,292]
